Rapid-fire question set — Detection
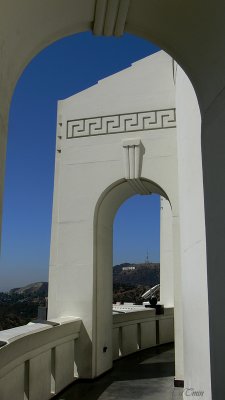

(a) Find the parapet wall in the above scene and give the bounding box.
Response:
[0,309,174,399]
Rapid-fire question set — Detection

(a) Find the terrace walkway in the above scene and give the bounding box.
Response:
[55,343,183,400]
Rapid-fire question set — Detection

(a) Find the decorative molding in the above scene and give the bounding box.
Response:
[67,108,176,139]
[123,138,141,180]
[127,179,151,196]
[93,0,130,37]
[122,138,150,195]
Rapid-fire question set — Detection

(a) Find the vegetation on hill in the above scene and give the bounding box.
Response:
[10,282,48,297]
[0,263,160,330]
[113,262,160,303]
[113,262,159,286]
[0,284,48,330]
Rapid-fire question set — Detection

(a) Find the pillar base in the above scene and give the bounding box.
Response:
[174,378,184,388]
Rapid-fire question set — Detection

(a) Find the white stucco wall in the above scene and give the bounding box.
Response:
[175,65,211,398]
[160,196,174,307]
[0,1,225,397]
[48,51,182,378]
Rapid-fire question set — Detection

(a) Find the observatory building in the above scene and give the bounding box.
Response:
[48,50,178,379]
[0,1,225,399]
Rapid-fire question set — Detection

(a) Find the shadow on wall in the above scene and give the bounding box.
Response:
[74,321,93,378]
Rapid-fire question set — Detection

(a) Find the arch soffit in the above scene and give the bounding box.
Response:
[94,178,170,230]
[2,0,220,115]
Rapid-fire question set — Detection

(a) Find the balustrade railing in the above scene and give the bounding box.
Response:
[0,317,81,400]
[113,307,174,359]
[0,308,174,399]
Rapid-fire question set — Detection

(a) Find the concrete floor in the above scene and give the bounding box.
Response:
[55,344,184,400]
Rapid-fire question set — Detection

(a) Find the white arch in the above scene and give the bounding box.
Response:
[93,178,171,376]
[2,1,225,397]
[47,51,183,381]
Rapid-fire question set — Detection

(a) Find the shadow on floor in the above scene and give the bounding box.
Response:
[55,343,183,400]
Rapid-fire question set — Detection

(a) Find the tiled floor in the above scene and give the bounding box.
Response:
[55,344,183,400]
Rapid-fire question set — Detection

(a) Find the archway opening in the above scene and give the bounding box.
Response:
[113,193,160,306]
[0,3,213,398]
[94,179,174,377]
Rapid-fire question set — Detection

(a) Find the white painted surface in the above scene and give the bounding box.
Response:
[0,309,174,399]
[0,318,81,400]
[176,65,211,398]
[140,321,156,349]
[0,1,225,398]
[112,307,174,359]
[29,351,51,400]
[172,215,184,381]
[160,196,174,307]
[112,328,120,360]
[159,317,174,345]
[0,323,51,344]
[48,52,181,378]
[55,341,75,393]
[0,364,24,400]
[121,325,138,355]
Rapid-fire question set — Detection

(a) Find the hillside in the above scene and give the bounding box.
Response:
[113,262,159,287]
[8,263,159,298]
[0,284,47,331]
[113,262,160,303]
[0,264,160,330]
[10,282,48,297]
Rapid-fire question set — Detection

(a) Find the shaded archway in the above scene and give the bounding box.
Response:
[93,178,171,376]
[1,2,219,396]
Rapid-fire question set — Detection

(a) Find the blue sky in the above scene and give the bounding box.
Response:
[0,32,160,291]
[113,194,160,265]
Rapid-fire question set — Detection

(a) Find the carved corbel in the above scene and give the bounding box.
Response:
[122,138,151,195]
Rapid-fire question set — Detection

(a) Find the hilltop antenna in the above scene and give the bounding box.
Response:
[145,250,149,264]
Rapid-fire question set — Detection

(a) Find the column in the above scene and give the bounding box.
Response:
[175,64,211,397]
[201,86,225,399]
[160,196,174,307]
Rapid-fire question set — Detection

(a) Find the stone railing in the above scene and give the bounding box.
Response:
[113,307,174,360]
[0,308,174,399]
[0,317,81,400]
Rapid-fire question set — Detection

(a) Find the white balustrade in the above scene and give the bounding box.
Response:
[0,308,174,399]
[113,307,174,360]
[0,317,81,400]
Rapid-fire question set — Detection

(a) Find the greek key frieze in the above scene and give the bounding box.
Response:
[67,108,176,139]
